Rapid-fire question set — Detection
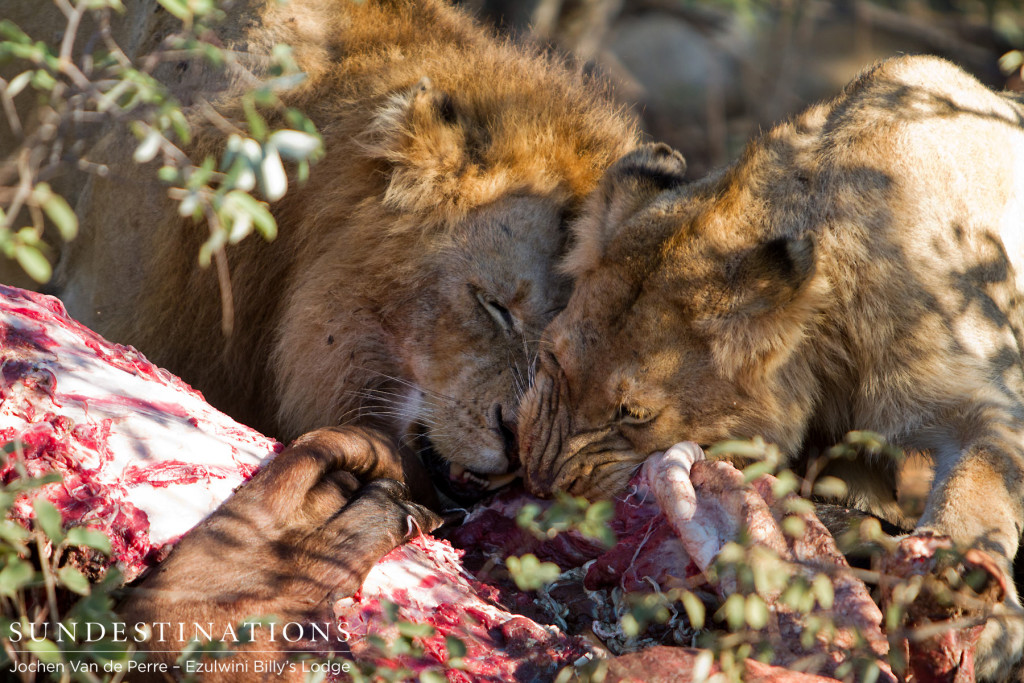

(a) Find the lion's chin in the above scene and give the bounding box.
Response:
[419,439,521,506]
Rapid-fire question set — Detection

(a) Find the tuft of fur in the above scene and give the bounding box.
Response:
[56,0,637,479]
[520,55,1024,679]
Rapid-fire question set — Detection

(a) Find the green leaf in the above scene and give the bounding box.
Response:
[722,593,745,631]
[224,191,276,240]
[693,650,714,682]
[813,476,848,499]
[35,184,78,240]
[33,497,64,543]
[57,565,91,596]
[445,635,467,659]
[380,599,399,624]
[268,130,321,160]
[177,191,200,219]
[14,243,52,283]
[225,206,252,244]
[285,108,319,135]
[259,146,287,201]
[861,660,881,683]
[199,42,225,67]
[15,227,39,245]
[66,527,112,555]
[168,108,191,144]
[0,558,35,596]
[133,129,162,164]
[6,472,61,493]
[745,594,769,630]
[742,460,775,481]
[709,438,768,460]
[783,497,814,515]
[782,515,806,539]
[681,591,706,629]
[0,521,30,552]
[771,470,798,497]
[187,156,216,190]
[1000,50,1024,75]
[419,671,445,683]
[157,166,179,183]
[243,98,267,141]
[84,0,126,10]
[225,155,258,194]
[25,637,62,664]
[0,21,31,45]
[6,72,31,98]
[198,227,227,268]
[396,621,434,638]
[157,0,190,21]
[505,554,560,591]
[812,573,835,610]
[30,69,57,92]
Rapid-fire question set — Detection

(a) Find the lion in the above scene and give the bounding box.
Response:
[28,0,635,675]
[52,0,635,495]
[517,55,1024,679]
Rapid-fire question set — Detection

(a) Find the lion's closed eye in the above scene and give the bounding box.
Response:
[475,290,518,334]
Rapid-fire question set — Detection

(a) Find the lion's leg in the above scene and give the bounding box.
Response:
[119,426,442,682]
[895,436,1024,680]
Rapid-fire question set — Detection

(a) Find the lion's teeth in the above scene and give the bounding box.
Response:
[484,470,522,490]
[450,463,466,479]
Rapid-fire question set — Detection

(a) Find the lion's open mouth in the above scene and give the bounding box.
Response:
[418,435,520,505]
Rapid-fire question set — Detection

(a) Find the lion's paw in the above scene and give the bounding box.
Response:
[879,532,1016,682]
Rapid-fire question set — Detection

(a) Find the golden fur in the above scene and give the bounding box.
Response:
[56,0,636,479]
[518,56,1024,679]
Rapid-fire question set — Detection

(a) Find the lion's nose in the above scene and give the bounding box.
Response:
[489,403,520,471]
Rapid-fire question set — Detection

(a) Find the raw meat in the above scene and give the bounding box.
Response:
[451,445,897,682]
[0,284,278,579]
[0,285,989,682]
[604,646,842,683]
[0,286,586,680]
[879,534,1007,683]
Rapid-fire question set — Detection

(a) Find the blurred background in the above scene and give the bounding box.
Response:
[458,0,1024,178]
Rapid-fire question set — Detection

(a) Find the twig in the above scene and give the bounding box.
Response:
[0,77,24,138]
[98,13,133,70]
[198,98,245,137]
[34,531,60,638]
[2,149,36,232]
[53,0,85,66]
[205,208,235,336]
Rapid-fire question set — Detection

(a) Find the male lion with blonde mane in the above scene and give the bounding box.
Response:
[519,55,1024,679]
[10,0,635,674]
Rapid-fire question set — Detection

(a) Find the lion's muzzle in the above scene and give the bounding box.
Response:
[518,361,574,497]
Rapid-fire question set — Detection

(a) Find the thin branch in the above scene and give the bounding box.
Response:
[53,0,86,66]
[2,149,36,232]
[34,531,59,638]
[0,77,24,138]
[205,208,235,337]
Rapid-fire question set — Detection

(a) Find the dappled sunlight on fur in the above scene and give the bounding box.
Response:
[520,55,1024,679]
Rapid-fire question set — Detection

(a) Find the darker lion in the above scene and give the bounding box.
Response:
[34,0,636,677]
[518,55,1024,679]
[56,0,636,494]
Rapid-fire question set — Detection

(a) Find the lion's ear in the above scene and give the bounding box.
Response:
[699,233,826,381]
[562,143,687,277]
[729,234,817,313]
[365,77,484,221]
